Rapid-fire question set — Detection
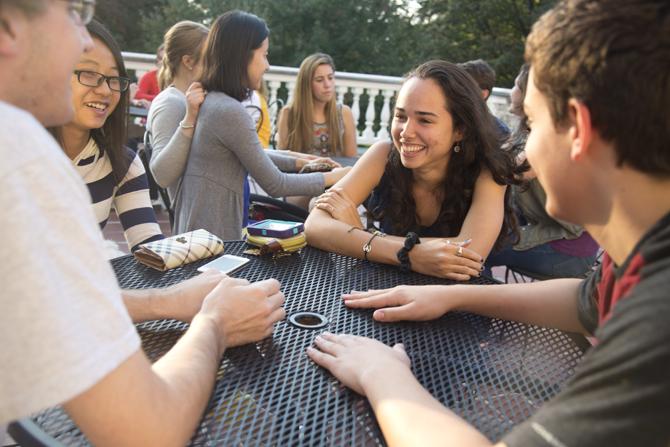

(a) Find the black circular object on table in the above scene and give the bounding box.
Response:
[289,311,329,329]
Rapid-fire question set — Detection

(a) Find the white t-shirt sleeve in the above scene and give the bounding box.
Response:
[0,102,140,424]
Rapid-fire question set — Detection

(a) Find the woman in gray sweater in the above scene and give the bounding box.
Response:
[172,11,348,239]
[146,21,209,203]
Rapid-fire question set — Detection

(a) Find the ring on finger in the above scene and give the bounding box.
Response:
[456,246,463,257]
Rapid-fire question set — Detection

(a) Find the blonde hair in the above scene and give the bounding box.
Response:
[158,21,208,90]
[286,53,342,155]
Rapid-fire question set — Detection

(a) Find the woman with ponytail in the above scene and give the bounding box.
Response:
[146,20,209,202]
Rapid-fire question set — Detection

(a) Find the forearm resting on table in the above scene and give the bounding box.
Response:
[305,209,401,264]
[122,288,174,323]
[64,315,222,447]
[365,368,496,447]
[453,278,586,334]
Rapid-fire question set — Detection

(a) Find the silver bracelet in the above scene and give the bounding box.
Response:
[179,120,195,129]
[362,230,385,261]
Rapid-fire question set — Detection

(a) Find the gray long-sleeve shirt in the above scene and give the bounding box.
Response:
[146,86,190,202]
[147,86,299,202]
[173,91,325,240]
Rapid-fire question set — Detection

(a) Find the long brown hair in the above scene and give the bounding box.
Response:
[368,60,518,250]
[49,19,131,183]
[158,20,208,90]
[285,53,342,155]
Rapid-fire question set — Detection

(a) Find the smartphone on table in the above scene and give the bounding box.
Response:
[247,219,304,238]
[197,254,250,275]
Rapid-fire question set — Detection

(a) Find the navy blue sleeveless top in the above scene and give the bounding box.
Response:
[366,174,450,238]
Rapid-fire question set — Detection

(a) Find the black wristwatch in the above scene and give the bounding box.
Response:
[396,232,420,272]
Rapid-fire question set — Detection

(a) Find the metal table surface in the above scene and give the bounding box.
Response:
[12,242,586,446]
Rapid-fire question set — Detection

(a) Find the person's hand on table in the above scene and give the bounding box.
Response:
[311,156,342,168]
[343,285,460,322]
[314,187,362,228]
[307,332,411,395]
[159,269,224,322]
[198,277,286,351]
[296,158,343,172]
[409,238,483,281]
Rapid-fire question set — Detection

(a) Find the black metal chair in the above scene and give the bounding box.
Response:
[248,193,309,223]
[140,131,174,226]
[268,98,284,149]
[503,248,603,283]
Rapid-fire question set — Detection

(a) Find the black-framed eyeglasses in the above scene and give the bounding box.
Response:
[73,70,130,92]
[61,0,96,26]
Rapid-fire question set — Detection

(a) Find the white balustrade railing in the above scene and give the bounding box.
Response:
[123,51,515,146]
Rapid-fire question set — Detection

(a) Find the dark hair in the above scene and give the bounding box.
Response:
[50,19,132,183]
[458,59,496,98]
[505,64,532,179]
[369,60,518,250]
[526,0,670,177]
[200,10,269,102]
[507,64,530,154]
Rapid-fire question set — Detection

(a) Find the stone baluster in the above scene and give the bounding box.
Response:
[350,87,364,136]
[285,81,296,106]
[268,80,282,121]
[376,88,395,142]
[336,85,348,104]
[361,88,378,143]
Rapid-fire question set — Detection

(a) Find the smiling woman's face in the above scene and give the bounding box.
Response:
[69,37,121,131]
[391,77,462,171]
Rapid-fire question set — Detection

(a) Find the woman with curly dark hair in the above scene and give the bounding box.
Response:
[305,60,517,280]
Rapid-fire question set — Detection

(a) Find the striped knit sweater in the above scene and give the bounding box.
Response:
[72,138,163,251]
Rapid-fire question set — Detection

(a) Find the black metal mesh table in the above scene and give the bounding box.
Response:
[15,242,586,446]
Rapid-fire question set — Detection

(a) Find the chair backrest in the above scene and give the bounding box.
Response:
[248,193,309,223]
[503,251,602,283]
[141,130,174,226]
[268,98,285,149]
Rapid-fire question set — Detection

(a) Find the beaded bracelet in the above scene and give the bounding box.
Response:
[396,232,420,272]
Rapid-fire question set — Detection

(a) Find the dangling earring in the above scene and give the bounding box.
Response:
[453,143,461,153]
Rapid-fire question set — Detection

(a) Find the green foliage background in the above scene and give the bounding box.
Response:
[95,0,555,87]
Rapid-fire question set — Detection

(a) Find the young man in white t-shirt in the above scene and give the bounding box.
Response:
[0,2,286,445]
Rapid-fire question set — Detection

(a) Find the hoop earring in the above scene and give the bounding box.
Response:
[453,144,461,153]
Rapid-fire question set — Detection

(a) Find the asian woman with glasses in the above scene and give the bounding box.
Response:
[49,19,164,258]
